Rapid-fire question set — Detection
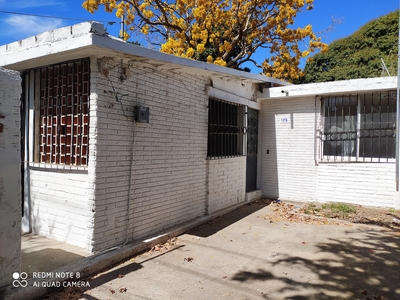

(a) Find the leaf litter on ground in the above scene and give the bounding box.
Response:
[263,200,400,231]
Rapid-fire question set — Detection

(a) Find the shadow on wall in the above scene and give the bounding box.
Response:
[30,196,74,245]
[232,229,400,299]
[262,107,279,199]
[262,99,320,202]
[21,206,86,277]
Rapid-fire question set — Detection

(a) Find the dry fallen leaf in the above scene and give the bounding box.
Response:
[119,287,127,293]
[110,289,115,294]
[148,238,179,254]
[184,257,194,262]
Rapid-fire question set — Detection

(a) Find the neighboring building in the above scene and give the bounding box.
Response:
[0,22,399,289]
[259,78,400,208]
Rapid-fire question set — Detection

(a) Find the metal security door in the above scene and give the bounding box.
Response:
[246,108,258,192]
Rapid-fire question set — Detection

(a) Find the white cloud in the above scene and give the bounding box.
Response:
[5,15,63,36]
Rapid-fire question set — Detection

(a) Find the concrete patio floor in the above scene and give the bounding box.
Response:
[21,234,89,277]
[43,201,400,300]
[4,201,400,300]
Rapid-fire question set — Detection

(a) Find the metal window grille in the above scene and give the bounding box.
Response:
[359,91,396,160]
[321,91,396,162]
[322,95,358,158]
[24,58,90,166]
[207,98,245,158]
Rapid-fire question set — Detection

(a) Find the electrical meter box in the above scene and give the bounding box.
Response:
[134,106,149,123]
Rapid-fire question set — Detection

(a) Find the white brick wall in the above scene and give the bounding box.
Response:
[207,157,246,214]
[261,96,397,208]
[261,97,318,201]
[0,68,21,288]
[90,57,210,251]
[29,169,89,249]
[317,163,395,207]
[12,55,255,254]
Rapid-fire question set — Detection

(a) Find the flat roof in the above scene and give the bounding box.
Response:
[0,22,288,87]
[258,76,397,99]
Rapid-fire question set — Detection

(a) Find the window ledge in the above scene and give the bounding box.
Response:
[28,162,88,172]
[319,157,396,164]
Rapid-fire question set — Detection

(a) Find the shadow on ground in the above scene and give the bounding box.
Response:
[38,201,400,300]
[42,245,186,300]
[22,249,85,276]
[188,199,272,237]
[232,228,400,299]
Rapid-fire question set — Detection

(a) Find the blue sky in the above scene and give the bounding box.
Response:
[0,0,399,69]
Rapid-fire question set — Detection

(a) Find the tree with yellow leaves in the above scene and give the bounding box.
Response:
[83,0,327,81]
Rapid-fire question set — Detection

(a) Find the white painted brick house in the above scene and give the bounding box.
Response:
[258,78,400,209]
[0,22,286,255]
[1,21,399,267]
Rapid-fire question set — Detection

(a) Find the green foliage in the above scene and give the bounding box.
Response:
[324,203,357,215]
[303,202,356,219]
[303,203,320,215]
[127,40,141,46]
[297,10,399,83]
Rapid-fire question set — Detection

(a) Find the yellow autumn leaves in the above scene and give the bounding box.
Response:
[83,0,327,81]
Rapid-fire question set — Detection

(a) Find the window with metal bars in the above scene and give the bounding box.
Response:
[24,58,90,166]
[321,91,396,162]
[207,97,245,158]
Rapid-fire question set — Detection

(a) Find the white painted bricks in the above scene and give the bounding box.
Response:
[0,22,96,53]
[0,68,22,288]
[90,58,210,252]
[261,96,397,208]
[28,169,89,249]
[207,157,246,214]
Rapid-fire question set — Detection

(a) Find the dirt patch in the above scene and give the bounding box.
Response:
[263,200,400,231]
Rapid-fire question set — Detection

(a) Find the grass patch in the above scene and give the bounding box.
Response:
[303,202,357,219]
[303,203,320,215]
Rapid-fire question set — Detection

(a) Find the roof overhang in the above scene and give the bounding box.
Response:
[0,22,288,87]
[258,76,397,100]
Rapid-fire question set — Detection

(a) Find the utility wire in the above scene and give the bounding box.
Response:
[0,10,116,23]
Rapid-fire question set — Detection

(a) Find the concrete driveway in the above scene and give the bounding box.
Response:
[47,201,399,300]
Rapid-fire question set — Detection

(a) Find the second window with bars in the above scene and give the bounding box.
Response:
[207,98,245,158]
[321,91,396,162]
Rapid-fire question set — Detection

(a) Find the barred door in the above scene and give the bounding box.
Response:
[246,108,258,192]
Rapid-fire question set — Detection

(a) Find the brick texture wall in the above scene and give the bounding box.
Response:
[90,57,210,252]
[29,170,89,249]
[0,68,21,288]
[261,97,318,201]
[261,96,396,208]
[317,163,395,207]
[207,157,246,214]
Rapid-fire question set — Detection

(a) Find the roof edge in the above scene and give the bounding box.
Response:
[0,21,289,86]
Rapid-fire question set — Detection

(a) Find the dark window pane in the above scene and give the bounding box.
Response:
[323,95,357,157]
[207,98,244,158]
[323,91,396,161]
